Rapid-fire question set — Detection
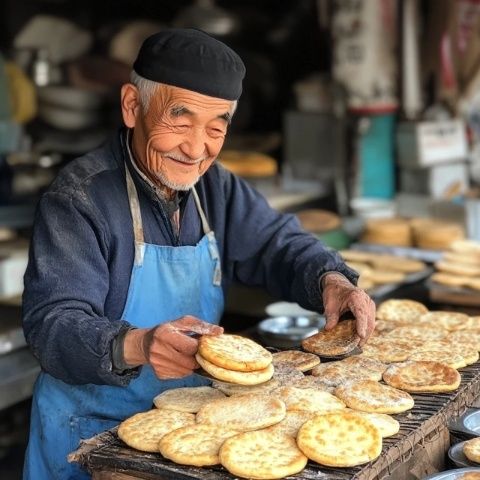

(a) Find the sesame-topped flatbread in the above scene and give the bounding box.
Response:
[297,411,382,467]
[417,311,471,331]
[159,423,239,466]
[211,378,280,396]
[383,361,461,393]
[376,299,428,322]
[463,437,480,463]
[449,330,480,351]
[407,350,467,370]
[272,350,320,372]
[274,386,346,413]
[263,410,315,438]
[301,319,359,357]
[153,386,226,413]
[118,409,195,452]
[272,364,305,386]
[345,410,400,438]
[361,338,424,363]
[435,260,480,277]
[196,393,286,431]
[368,255,426,273]
[195,353,274,385]
[220,431,308,479]
[334,379,414,414]
[311,359,383,387]
[385,325,448,341]
[290,375,335,393]
[198,334,272,372]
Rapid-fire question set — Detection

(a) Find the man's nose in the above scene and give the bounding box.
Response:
[180,128,207,159]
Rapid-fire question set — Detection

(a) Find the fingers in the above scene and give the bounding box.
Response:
[347,290,376,346]
[171,315,224,336]
[323,308,339,331]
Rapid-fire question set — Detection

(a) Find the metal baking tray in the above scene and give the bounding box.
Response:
[449,409,480,438]
[422,467,480,479]
[449,441,480,469]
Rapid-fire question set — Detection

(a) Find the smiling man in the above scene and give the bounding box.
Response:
[22,29,375,479]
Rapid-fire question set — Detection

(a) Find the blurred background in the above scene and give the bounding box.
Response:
[2,0,480,477]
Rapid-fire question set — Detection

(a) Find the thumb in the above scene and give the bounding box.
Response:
[171,316,224,336]
[324,310,339,331]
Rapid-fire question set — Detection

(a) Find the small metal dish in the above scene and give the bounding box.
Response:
[449,441,480,469]
[256,315,325,349]
[449,409,480,439]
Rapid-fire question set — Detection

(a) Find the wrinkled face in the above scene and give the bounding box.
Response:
[126,84,233,192]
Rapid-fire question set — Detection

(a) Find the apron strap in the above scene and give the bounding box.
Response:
[191,187,212,235]
[125,166,145,265]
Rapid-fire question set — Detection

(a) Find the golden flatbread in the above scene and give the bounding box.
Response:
[368,269,406,285]
[297,411,382,467]
[407,350,466,369]
[361,338,424,363]
[463,437,480,464]
[159,423,239,467]
[431,272,467,288]
[383,361,461,393]
[385,325,448,341]
[301,319,359,357]
[376,299,428,322]
[272,364,305,385]
[198,334,272,372]
[417,311,471,331]
[457,473,480,480]
[211,378,279,396]
[345,410,400,438]
[290,375,335,393]
[153,386,225,413]
[339,249,375,263]
[219,431,308,479]
[274,386,346,413]
[368,255,426,273]
[311,359,383,387]
[195,353,274,385]
[450,330,480,351]
[196,393,286,431]
[272,350,320,372]
[334,379,414,414]
[451,239,480,256]
[435,261,480,277]
[118,409,195,453]
[263,410,314,438]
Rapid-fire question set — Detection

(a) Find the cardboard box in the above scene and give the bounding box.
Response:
[397,120,468,167]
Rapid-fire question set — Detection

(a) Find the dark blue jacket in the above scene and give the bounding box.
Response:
[22,129,357,386]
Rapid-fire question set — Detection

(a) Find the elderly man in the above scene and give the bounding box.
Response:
[22,29,375,479]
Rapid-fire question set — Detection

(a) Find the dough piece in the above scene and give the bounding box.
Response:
[153,386,225,413]
[376,299,428,322]
[301,319,360,357]
[198,334,272,372]
[220,431,308,479]
[118,409,195,452]
[159,423,239,466]
[196,393,286,431]
[334,379,414,414]
[211,378,279,396]
[463,437,480,464]
[274,386,346,413]
[383,361,461,393]
[263,410,315,438]
[272,350,320,372]
[195,353,274,385]
[297,411,382,467]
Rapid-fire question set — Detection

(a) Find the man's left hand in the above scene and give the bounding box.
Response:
[321,272,376,346]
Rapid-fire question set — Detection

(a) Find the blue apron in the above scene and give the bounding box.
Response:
[23,164,224,479]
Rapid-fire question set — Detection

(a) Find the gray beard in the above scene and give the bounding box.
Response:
[153,169,200,191]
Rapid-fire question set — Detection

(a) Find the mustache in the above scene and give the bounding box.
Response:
[162,152,209,164]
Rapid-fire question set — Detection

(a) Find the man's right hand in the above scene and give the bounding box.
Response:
[123,316,223,379]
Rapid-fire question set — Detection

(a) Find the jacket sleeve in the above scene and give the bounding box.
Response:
[222,171,358,313]
[22,190,139,386]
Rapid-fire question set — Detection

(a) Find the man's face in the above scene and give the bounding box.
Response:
[130,85,233,191]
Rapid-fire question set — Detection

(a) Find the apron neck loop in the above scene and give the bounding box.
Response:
[125,166,145,264]
[191,187,212,236]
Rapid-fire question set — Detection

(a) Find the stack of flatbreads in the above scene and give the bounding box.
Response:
[431,239,480,292]
[339,249,426,291]
[195,334,274,385]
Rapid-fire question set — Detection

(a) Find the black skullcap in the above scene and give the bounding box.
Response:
[133,28,245,100]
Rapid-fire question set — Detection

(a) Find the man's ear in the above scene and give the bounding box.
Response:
[120,83,140,128]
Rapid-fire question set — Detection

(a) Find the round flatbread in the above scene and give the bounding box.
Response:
[198,334,272,372]
[346,410,400,438]
[118,409,195,453]
[368,255,426,273]
[417,311,471,331]
[334,379,414,414]
[263,410,315,438]
[339,249,375,263]
[272,350,320,372]
[153,386,225,413]
[385,325,448,341]
[383,361,461,393]
[297,411,382,467]
[196,393,286,431]
[463,437,480,464]
[311,360,382,387]
[211,378,279,396]
[220,431,308,479]
[301,319,359,357]
[407,350,466,370]
[368,269,406,285]
[431,272,468,288]
[361,338,423,363]
[290,375,335,393]
[196,353,274,385]
[435,261,480,277]
[274,386,346,413]
[159,423,239,467]
[272,363,305,385]
[449,330,480,351]
[376,299,428,322]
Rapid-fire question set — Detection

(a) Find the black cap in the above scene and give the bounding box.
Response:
[133,28,245,100]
